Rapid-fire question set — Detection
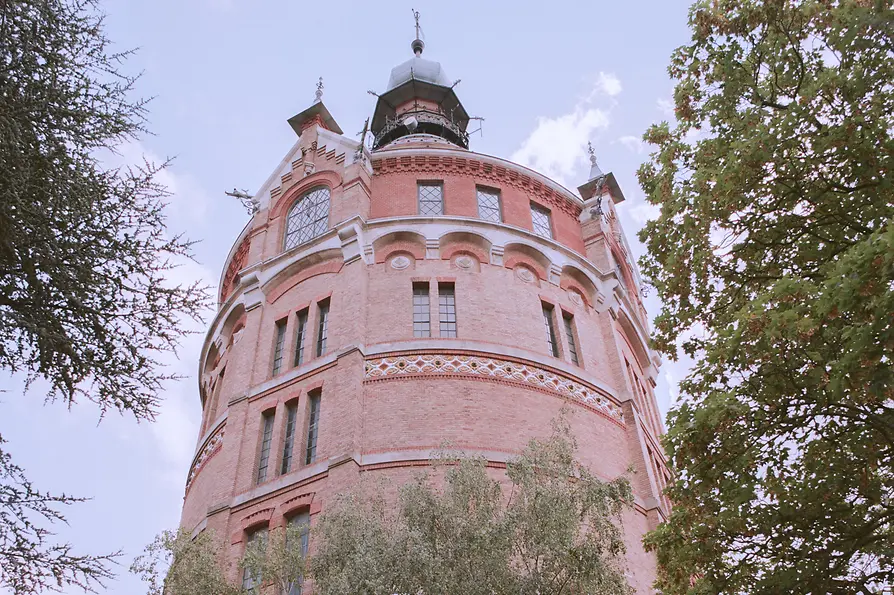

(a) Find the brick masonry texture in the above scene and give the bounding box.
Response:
[184,113,668,593]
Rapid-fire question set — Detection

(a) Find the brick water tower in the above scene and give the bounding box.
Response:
[182,28,669,592]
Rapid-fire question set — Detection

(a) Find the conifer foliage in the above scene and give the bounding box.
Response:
[0,1,208,592]
[639,1,894,592]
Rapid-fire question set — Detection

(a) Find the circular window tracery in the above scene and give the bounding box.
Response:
[284,186,330,251]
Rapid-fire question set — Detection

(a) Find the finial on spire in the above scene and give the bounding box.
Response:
[587,141,604,179]
[314,77,324,103]
[411,8,425,56]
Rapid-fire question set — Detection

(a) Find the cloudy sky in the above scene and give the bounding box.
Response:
[0,1,697,592]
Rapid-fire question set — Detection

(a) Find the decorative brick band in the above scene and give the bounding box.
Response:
[185,422,225,493]
[372,154,582,218]
[363,352,624,423]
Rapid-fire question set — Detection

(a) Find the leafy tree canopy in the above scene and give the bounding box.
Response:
[638,0,894,592]
[131,529,240,595]
[311,420,634,595]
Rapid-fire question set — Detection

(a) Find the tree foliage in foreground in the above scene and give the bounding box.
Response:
[130,529,239,595]
[312,421,634,595]
[638,1,894,593]
[0,0,209,592]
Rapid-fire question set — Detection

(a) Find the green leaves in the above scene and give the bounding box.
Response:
[311,419,634,595]
[640,0,894,592]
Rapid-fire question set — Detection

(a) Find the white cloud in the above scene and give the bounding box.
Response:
[617,134,647,155]
[511,76,621,187]
[595,72,622,97]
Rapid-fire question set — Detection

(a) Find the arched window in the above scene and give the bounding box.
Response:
[284,186,330,250]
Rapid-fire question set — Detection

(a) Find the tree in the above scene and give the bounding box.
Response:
[638,0,894,592]
[131,529,240,595]
[0,0,209,592]
[241,520,310,595]
[311,420,634,595]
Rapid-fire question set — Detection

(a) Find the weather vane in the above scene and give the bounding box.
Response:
[412,8,421,39]
[314,77,324,103]
[587,141,598,167]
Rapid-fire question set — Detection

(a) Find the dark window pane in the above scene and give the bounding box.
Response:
[294,309,308,366]
[413,283,431,338]
[316,300,329,357]
[305,393,321,465]
[272,319,287,376]
[256,413,275,484]
[543,304,559,357]
[284,187,331,250]
[563,313,580,366]
[476,187,501,222]
[418,183,443,216]
[280,403,298,474]
[438,283,457,338]
[531,203,553,239]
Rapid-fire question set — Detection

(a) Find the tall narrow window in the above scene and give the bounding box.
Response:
[256,412,275,484]
[287,512,311,595]
[563,313,580,366]
[417,182,443,216]
[530,203,553,239]
[280,402,298,475]
[293,309,308,366]
[242,527,268,590]
[413,283,431,337]
[542,304,559,357]
[305,392,321,465]
[476,186,502,222]
[315,299,330,357]
[284,186,330,250]
[438,283,457,338]
[272,319,287,376]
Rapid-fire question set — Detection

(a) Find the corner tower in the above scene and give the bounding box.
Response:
[183,31,668,593]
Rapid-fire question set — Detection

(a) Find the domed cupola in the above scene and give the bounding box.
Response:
[370,15,471,150]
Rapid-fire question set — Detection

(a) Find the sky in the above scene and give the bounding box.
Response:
[0,1,697,593]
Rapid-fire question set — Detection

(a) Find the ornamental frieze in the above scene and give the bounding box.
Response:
[371,154,582,219]
[364,353,624,423]
[185,422,225,493]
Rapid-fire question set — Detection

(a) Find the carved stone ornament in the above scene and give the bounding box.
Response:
[390,255,411,270]
[515,266,536,283]
[454,255,475,270]
[568,289,585,307]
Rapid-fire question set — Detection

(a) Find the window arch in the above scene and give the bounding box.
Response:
[284,186,330,250]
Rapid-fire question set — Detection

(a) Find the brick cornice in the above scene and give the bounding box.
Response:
[372,154,583,219]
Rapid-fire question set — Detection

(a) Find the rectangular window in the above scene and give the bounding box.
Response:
[315,299,330,357]
[476,186,502,222]
[256,411,275,484]
[287,512,311,595]
[563,313,580,366]
[304,392,321,465]
[242,527,268,590]
[280,402,298,475]
[542,304,559,357]
[530,203,553,239]
[293,309,308,366]
[438,283,457,338]
[272,318,287,376]
[417,182,444,216]
[412,283,431,338]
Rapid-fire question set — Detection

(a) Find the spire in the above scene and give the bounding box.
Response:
[314,77,324,104]
[411,8,425,56]
[587,141,604,180]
